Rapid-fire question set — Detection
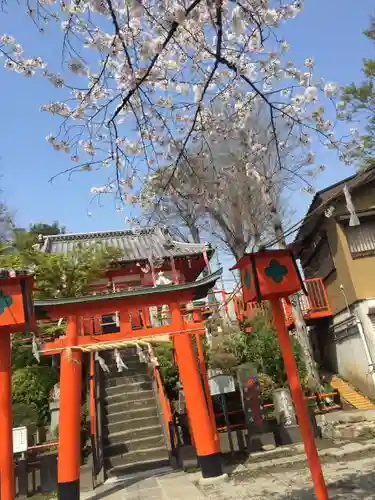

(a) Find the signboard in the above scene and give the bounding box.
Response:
[273,388,297,427]
[243,375,263,428]
[208,374,236,396]
[13,426,28,454]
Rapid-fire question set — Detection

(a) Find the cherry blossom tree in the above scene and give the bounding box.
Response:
[142,100,323,388]
[142,101,310,258]
[0,0,359,207]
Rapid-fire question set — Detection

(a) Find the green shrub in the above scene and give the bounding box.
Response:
[153,342,179,399]
[12,402,38,431]
[12,365,58,425]
[212,313,307,391]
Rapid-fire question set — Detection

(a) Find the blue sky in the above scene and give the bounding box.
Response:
[0,0,374,242]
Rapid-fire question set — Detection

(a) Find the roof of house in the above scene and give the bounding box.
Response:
[293,168,375,254]
[40,226,213,262]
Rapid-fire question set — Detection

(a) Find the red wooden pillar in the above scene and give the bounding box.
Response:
[195,333,219,445]
[172,304,222,478]
[58,316,82,500]
[89,352,97,439]
[0,332,14,500]
[271,299,328,500]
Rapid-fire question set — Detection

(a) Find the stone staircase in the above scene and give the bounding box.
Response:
[101,347,170,477]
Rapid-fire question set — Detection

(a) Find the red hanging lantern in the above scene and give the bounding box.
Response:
[231,249,305,303]
[0,272,36,334]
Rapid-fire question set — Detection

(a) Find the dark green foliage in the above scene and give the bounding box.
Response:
[0,243,122,299]
[11,335,41,371]
[153,342,179,399]
[13,402,39,430]
[153,314,307,401]
[12,366,59,425]
[210,314,307,391]
[11,332,59,427]
[343,17,375,169]
[13,221,65,252]
[235,315,307,387]
[3,226,120,429]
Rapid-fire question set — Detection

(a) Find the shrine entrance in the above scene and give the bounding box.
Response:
[0,269,223,500]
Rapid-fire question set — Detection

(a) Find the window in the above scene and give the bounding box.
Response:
[303,234,335,278]
[345,217,375,257]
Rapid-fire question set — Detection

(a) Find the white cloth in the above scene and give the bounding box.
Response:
[137,344,147,363]
[96,352,110,372]
[32,334,41,363]
[343,184,360,227]
[114,348,128,372]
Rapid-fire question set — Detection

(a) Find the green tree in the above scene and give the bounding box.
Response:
[0,243,122,298]
[29,221,66,237]
[343,17,375,169]
[13,221,65,253]
[12,366,59,425]
[211,314,307,391]
[1,241,122,427]
[153,342,179,399]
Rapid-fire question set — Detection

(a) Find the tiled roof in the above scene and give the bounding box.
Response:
[41,227,213,262]
[34,269,222,310]
[293,168,375,251]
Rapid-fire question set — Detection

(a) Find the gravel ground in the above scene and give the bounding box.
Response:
[198,456,375,499]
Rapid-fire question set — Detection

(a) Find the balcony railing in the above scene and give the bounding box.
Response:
[234,277,332,328]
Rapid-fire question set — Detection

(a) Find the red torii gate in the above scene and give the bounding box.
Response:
[0,268,223,500]
[0,271,36,500]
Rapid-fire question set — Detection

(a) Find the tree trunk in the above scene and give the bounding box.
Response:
[189,224,201,244]
[270,205,321,392]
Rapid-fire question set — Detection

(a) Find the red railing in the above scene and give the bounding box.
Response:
[146,344,176,451]
[234,277,332,327]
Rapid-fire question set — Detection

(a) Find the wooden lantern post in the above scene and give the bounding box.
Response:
[232,250,328,500]
[0,271,35,500]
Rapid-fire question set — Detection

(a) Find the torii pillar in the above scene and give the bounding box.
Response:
[0,272,35,500]
[57,316,82,500]
[0,331,14,500]
[172,304,222,477]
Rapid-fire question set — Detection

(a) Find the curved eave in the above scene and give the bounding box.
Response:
[34,269,222,316]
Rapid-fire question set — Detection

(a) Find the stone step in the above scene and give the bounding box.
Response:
[104,398,157,422]
[104,382,153,397]
[103,424,164,445]
[106,457,171,478]
[104,415,161,436]
[104,358,147,370]
[104,446,169,469]
[104,374,151,388]
[102,362,148,378]
[106,409,159,435]
[104,434,166,457]
[104,385,153,405]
